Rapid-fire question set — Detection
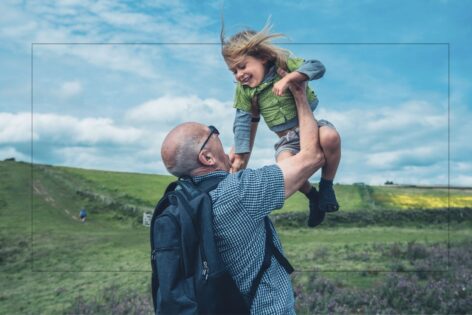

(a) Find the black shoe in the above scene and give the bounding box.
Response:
[319,185,339,213]
[308,189,325,227]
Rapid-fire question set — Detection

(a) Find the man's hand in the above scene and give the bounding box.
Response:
[230,154,246,173]
[230,152,247,173]
[229,146,235,165]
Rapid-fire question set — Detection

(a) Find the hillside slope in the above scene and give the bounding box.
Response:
[0,161,153,314]
[1,161,471,314]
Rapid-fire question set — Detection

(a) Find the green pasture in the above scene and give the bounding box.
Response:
[1,161,471,314]
[58,165,471,213]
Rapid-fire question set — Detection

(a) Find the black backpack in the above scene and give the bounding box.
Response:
[150,176,294,315]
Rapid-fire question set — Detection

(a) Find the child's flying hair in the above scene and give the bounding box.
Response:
[220,19,291,71]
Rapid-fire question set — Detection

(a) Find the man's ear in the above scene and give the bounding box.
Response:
[198,150,216,166]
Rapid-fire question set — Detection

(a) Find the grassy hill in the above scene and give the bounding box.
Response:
[1,160,471,314]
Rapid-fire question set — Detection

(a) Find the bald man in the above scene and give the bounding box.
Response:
[160,71,325,314]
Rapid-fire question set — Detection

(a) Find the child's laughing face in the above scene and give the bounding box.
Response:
[230,55,267,88]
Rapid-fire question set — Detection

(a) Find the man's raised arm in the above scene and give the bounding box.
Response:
[276,69,325,198]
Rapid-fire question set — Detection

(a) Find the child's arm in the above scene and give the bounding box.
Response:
[273,71,309,96]
[232,109,254,172]
[298,59,326,80]
[232,85,261,172]
[232,93,261,173]
[273,59,326,96]
[232,119,258,173]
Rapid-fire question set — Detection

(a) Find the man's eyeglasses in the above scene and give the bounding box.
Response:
[199,125,220,152]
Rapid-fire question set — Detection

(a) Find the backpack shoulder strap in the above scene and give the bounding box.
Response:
[151,180,179,220]
[251,94,260,120]
[247,216,294,306]
[247,217,273,305]
[177,175,224,195]
[197,175,226,192]
[264,217,294,274]
[172,175,225,229]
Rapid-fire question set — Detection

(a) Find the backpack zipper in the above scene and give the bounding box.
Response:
[202,260,209,281]
[151,249,158,261]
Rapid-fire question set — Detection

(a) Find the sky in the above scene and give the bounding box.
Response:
[0,0,471,186]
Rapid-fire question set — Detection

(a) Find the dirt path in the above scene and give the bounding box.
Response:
[33,180,79,221]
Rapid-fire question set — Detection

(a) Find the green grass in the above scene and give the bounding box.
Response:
[0,162,151,314]
[1,161,471,314]
[279,224,470,271]
[55,164,472,213]
[58,166,175,207]
[280,184,367,213]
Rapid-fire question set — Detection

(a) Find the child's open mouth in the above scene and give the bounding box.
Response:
[241,75,251,85]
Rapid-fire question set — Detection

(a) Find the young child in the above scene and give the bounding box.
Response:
[221,23,341,227]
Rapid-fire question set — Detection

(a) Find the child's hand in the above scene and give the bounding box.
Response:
[272,76,290,96]
[277,68,307,94]
[230,153,246,173]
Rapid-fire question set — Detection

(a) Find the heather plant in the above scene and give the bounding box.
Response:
[64,284,152,315]
[294,240,472,314]
[406,241,429,260]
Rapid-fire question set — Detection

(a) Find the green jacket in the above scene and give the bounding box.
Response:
[233,57,318,128]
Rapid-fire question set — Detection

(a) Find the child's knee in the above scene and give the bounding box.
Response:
[320,127,340,149]
[276,150,295,162]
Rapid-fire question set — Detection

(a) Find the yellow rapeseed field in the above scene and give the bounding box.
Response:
[387,195,472,209]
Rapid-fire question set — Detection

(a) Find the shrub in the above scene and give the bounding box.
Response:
[272,208,472,228]
[295,240,472,314]
[64,284,152,315]
[406,241,429,260]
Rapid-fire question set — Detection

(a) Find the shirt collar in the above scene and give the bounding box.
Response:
[240,64,277,95]
[262,64,277,83]
[192,170,229,184]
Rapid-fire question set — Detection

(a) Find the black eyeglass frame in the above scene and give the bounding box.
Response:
[199,125,220,152]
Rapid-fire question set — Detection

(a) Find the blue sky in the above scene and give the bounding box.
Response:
[0,0,470,186]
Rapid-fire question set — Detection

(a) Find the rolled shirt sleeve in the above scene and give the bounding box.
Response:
[238,165,285,221]
[297,59,326,80]
[233,109,252,154]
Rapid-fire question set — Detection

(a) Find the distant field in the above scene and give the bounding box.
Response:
[371,185,472,209]
[59,165,471,213]
[1,161,471,314]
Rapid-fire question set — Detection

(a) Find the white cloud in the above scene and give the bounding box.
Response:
[451,162,472,187]
[35,114,143,145]
[59,81,82,98]
[54,142,170,175]
[1,89,469,186]
[303,99,451,185]
[452,175,472,187]
[0,112,142,145]
[0,112,32,142]
[364,101,447,132]
[0,146,30,162]
[35,44,159,79]
[318,100,447,136]
[126,95,236,149]
[0,1,218,79]
[366,147,438,169]
[126,95,232,125]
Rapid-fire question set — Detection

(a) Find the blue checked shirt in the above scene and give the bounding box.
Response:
[193,165,296,315]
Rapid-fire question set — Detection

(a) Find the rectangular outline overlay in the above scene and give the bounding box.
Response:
[29,42,450,273]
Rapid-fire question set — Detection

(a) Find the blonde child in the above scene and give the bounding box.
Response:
[221,24,341,227]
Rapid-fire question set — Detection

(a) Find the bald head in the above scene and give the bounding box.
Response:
[161,122,208,177]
